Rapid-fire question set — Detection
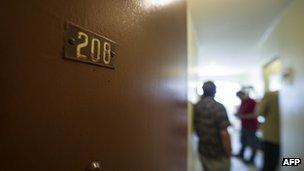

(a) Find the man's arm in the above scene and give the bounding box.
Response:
[220,128,231,158]
[216,104,231,158]
[193,104,200,135]
[235,99,259,119]
[238,95,270,119]
[236,112,257,119]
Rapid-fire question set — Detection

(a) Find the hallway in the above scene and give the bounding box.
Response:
[188,0,304,170]
[191,130,263,171]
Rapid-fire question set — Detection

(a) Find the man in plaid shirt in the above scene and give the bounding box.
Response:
[194,81,231,171]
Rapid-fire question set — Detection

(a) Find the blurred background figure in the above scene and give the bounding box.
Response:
[193,81,231,171]
[234,90,259,166]
[257,91,280,171]
[188,0,304,171]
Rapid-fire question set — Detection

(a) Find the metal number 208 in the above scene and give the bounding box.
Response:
[76,31,111,64]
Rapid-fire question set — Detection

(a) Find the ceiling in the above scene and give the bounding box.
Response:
[188,0,291,76]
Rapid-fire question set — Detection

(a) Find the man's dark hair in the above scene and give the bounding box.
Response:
[236,91,246,97]
[202,81,216,97]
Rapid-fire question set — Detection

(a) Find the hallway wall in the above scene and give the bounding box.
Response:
[0,1,187,171]
[260,0,304,170]
[187,10,199,171]
[263,58,282,92]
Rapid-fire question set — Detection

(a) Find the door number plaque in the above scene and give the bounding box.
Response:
[64,22,117,69]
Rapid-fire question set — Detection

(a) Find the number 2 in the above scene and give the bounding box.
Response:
[76,32,88,59]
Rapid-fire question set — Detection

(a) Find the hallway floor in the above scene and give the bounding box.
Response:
[191,129,263,171]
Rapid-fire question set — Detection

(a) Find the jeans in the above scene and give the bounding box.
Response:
[238,128,259,161]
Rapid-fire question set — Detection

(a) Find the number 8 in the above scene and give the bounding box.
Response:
[103,42,111,64]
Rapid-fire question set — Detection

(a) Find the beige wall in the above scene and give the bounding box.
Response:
[263,58,282,92]
[260,0,304,170]
[187,10,199,171]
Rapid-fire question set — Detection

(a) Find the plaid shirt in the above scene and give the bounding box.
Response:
[194,96,231,159]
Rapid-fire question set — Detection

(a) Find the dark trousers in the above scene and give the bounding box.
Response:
[239,129,259,161]
[262,141,280,171]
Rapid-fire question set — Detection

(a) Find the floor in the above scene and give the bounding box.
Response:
[190,129,263,171]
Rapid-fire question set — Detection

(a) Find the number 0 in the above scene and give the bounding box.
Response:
[91,38,101,62]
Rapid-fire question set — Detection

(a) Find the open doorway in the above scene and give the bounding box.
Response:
[189,76,264,171]
[187,0,291,170]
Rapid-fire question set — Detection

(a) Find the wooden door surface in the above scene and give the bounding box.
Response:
[0,1,187,170]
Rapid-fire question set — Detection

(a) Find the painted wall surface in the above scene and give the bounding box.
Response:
[187,11,199,171]
[260,0,304,170]
[263,59,282,92]
[187,11,199,103]
[0,1,187,171]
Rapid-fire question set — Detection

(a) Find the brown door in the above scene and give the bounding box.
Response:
[0,0,187,171]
